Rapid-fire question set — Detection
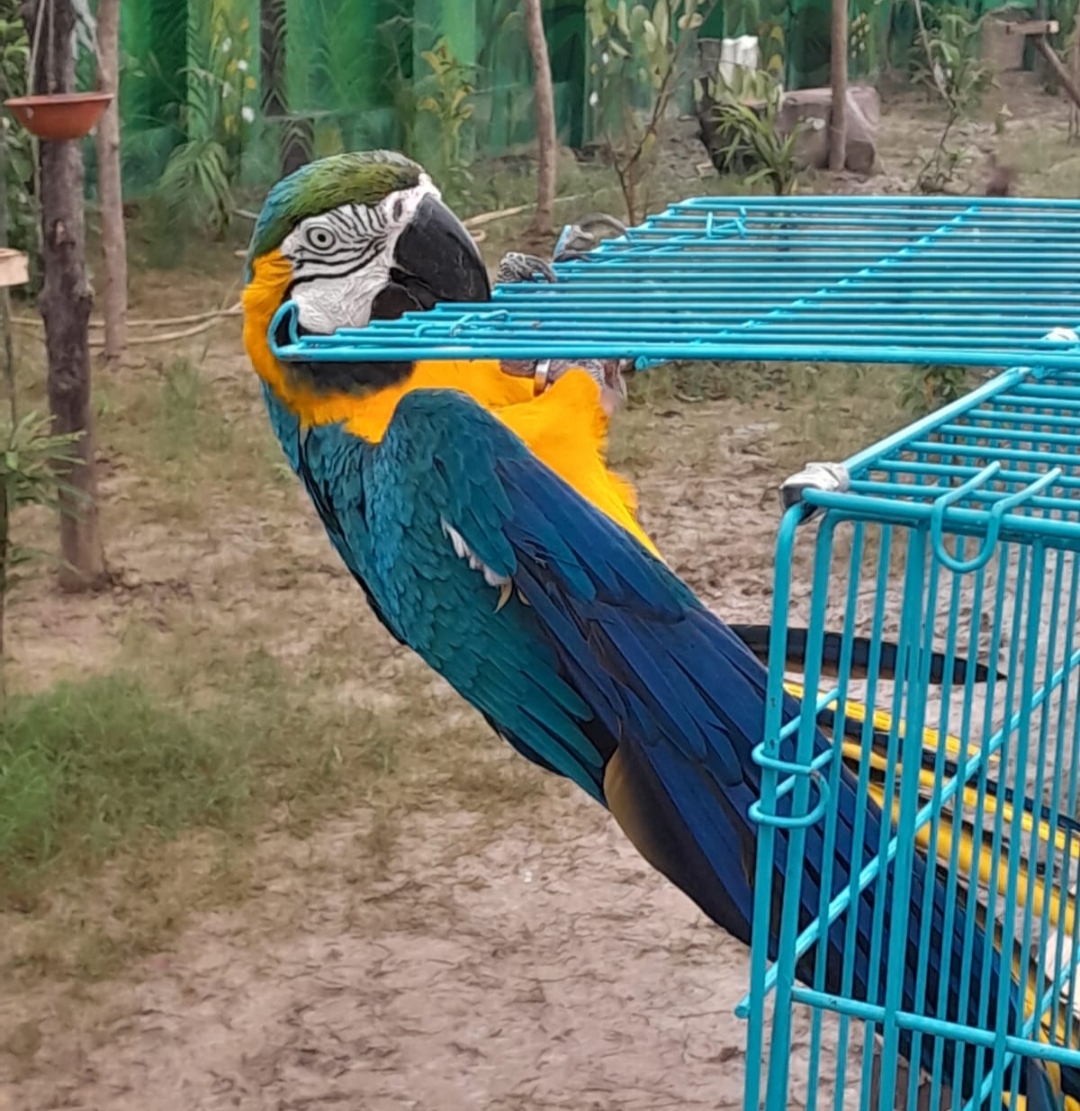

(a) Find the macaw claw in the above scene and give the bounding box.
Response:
[496,252,558,284]
[495,580,513,613]
[498,357,630,414]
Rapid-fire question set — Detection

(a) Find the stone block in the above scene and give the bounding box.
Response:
[778,84,881,174]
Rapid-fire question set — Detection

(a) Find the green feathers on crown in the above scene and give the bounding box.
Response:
[245,150,426,276]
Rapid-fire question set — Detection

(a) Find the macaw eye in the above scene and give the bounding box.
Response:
[305,226,337,252]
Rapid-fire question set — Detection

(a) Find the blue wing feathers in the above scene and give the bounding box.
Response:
[291,389,1027,1106]
[392,393,1020,1097]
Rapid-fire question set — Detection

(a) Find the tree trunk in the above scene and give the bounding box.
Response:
[260,0,296,175]
[93,0,127,368]
[828,0,848,171]
[1070,31,1079,141]
[27,0,107,591]
[525,0,557,235]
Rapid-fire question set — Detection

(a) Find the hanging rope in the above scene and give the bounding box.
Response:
[11,303,243,348]
[27,0,47,97]
[44,0,55,96]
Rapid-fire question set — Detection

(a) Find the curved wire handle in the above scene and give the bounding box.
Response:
[749,743,832,830]
[929,461,1063,574]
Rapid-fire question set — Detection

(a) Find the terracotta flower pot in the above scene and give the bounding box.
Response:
[4,92,114,141]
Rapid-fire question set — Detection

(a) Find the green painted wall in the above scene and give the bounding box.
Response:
[108,0,1050,197]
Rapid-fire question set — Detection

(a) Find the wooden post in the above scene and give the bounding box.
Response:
[1032,35,1080,112]
[94,0,127,368]
[525,0,557,236]
[829,0,849,171]
[1070,31,1080,141]
[25,0,107,591]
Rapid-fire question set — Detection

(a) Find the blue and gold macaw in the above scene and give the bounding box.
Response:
[241,150,1080,1109]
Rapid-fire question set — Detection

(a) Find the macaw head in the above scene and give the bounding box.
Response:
[242,149,491,404]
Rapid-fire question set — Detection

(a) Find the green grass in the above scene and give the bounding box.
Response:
[154,356,234,464]
[0,607,548,982]
[0,674,249,903]
[89,351,290,525]
[0,647,395,915]
[110,354,239,474]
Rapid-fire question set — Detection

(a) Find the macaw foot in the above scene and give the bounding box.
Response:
[501,357,630,415]
[495,214,626,284]
[496,213,633,414]
[496,252,558,285]
[553,213,627,263]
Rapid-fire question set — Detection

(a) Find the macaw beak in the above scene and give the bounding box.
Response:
[371,193,491,320]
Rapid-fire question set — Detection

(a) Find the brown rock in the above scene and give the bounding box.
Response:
[777,84,881,175]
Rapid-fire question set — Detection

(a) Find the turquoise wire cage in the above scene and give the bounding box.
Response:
[268,195,1080,1111]
[752,366,1080,1111]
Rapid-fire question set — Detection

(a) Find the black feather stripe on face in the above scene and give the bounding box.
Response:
[287,204,390,283]
[245,150,424,276]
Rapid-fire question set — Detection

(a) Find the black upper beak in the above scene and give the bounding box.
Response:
[371,193,491,322]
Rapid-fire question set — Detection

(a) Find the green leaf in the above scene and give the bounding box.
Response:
[587,0,609,42]
[653,0,670,43]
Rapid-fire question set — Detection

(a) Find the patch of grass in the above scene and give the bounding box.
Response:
[7,833,256,983]
[0,647,394,916]
[154,356,234,464]
[765,363,908,472]
[439,740,548,823]
[92,351,287,526]
[0,674,249,907]
[0,606,556,982]
[995,127,1078,197]
[609,360,783,470]
[627,360,786,407]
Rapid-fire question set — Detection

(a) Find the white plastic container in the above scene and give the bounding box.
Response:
[718,35,760,87]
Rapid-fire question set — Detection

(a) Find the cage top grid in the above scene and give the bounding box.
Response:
[779,364,1080,561]
[269,195,1080,371]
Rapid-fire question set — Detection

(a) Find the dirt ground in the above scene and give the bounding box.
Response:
[4,388,818,1111]
[2,73,1078,1110]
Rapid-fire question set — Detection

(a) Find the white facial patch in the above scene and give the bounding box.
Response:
[288,270,384,332]
[281,175,441,334]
